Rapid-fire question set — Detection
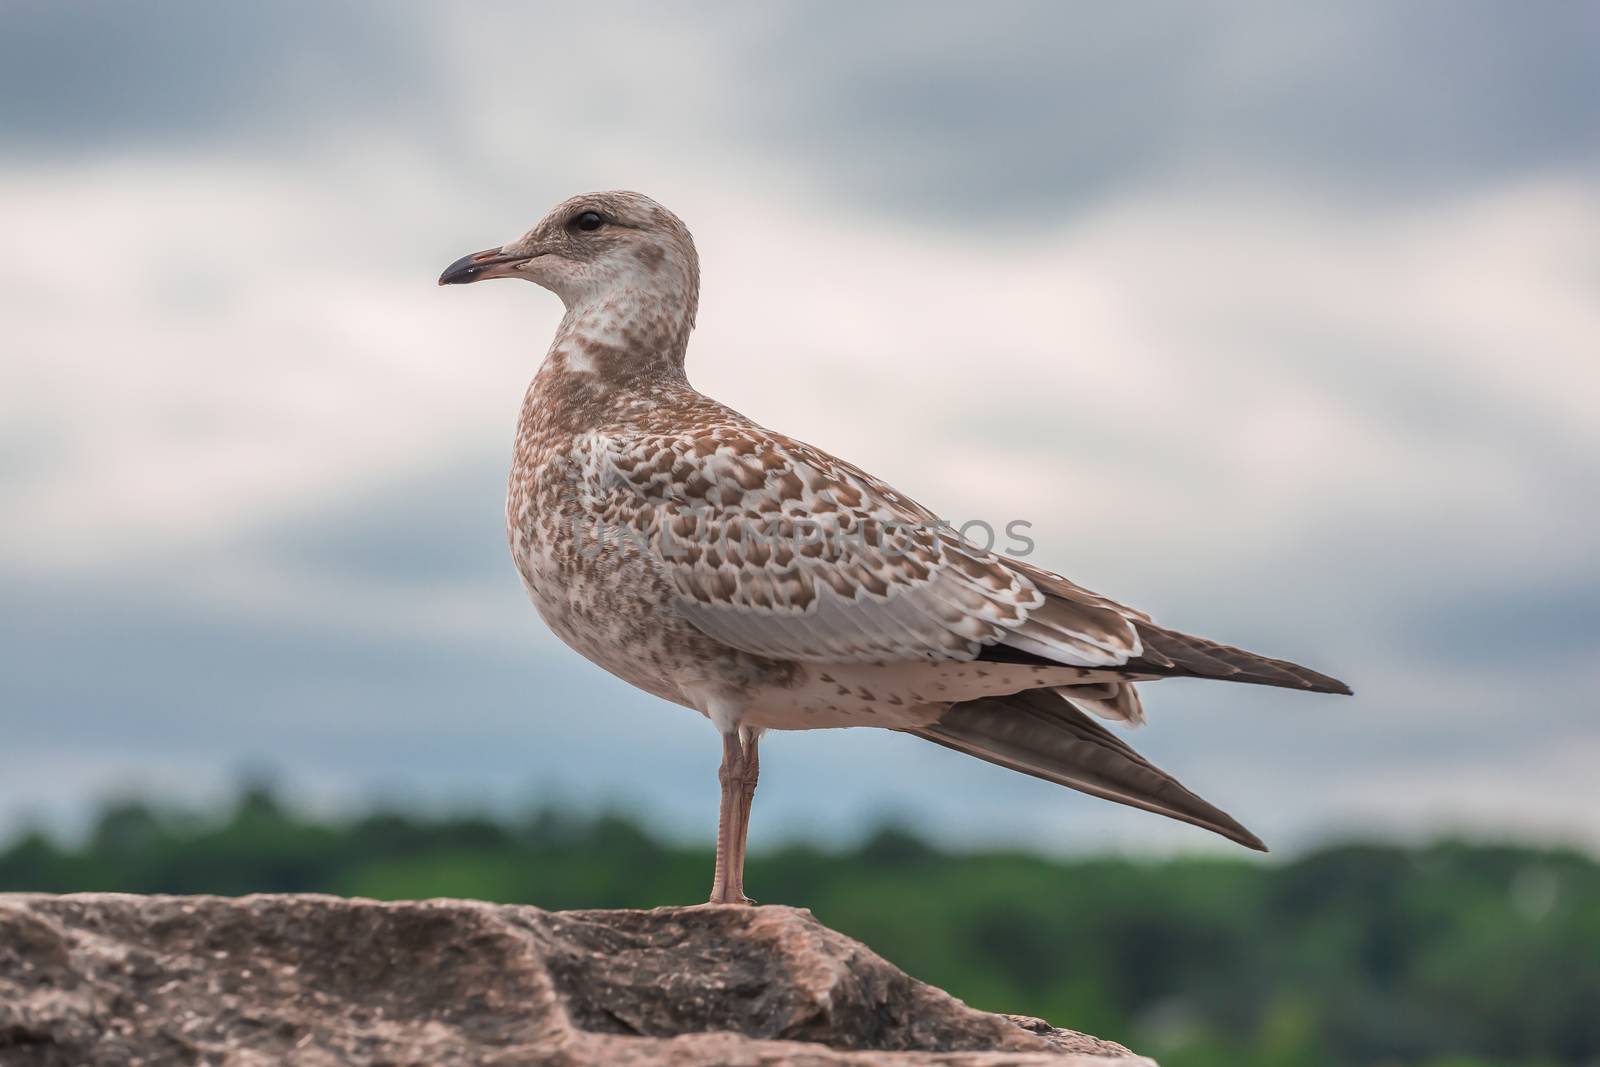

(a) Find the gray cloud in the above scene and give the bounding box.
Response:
[741,1,1600,216]
[9,3,1595,217]
[0,1,437,151]
[1408,581,1600,666]
[251,452,511,586]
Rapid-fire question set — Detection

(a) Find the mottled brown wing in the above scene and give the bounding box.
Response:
[586,426,1141,666]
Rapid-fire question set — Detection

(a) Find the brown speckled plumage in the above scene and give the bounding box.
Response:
[441,191,1351,900]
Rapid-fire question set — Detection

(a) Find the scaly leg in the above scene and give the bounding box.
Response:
[730,728,761,900]
[707,729,760,905]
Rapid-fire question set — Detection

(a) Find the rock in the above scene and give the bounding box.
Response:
[0,893,1153,1066]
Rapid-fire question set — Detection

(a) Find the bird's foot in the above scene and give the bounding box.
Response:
[700,890,758,906]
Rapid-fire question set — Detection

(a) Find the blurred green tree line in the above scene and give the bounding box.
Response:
[3,785,1596,1067]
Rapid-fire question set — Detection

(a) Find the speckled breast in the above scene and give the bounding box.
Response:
[505,453,715,710]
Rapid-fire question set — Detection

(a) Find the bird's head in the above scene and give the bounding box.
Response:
[439,190,699,319]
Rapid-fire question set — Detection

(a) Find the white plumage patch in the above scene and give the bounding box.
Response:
[1054,683,1147,726]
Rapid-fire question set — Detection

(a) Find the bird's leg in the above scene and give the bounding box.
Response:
[729,728,761,900]
[707,729,758,905]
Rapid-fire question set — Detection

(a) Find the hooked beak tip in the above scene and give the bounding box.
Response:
[438,247,524,286]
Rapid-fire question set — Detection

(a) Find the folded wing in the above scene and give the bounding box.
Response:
[594,426,1140,667]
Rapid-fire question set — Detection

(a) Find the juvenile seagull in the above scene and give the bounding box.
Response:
[440,191,1350,904]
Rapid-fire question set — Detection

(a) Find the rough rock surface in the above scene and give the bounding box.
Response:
[0,894,1152,1066]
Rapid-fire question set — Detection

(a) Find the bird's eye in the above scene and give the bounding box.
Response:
[573,211,605,232]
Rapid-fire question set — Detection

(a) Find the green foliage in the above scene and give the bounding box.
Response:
[3,790,1595,1067]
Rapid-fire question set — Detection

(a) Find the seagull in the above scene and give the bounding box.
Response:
[440,191,1351,904]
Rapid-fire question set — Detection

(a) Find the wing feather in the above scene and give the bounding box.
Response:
[583,422,1347,704]
[591,428,1052,664]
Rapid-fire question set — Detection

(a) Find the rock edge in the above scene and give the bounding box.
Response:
[0,893,1153,1066]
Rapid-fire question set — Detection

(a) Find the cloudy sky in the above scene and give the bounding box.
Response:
[3,1,1597,854]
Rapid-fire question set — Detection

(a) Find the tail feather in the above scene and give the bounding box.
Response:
[910,688,1267,851]
[1132,624,1353,695]
[1052,682,1146,726]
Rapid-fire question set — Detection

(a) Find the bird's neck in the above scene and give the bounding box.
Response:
[544,280,696,385]
[523,286,699,439]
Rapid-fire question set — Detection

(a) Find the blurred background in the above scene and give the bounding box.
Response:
[2,2,1597,1064]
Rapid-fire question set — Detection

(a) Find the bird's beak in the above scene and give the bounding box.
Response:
[437,247,535,286]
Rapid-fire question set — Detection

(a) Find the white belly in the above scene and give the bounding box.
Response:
[740,659,1111,731]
